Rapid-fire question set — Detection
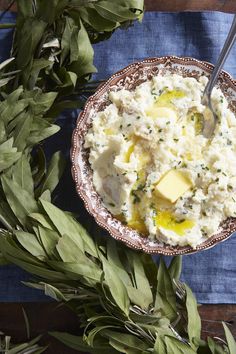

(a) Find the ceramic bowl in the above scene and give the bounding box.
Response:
[71,56,236,255]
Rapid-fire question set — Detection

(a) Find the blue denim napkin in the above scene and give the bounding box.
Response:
[0,11,236,303]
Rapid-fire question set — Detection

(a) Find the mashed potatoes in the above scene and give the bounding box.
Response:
[84,74,236,248]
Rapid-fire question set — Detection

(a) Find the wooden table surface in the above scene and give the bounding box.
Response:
[0,0,236,12]
[0,303,235,353]
[0,1,235,353]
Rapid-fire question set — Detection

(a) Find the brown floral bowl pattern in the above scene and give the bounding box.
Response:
[71,56,236,255]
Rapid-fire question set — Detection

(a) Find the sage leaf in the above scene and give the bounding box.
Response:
[28,59,52,89]
[56,234,97,272]
[15,230,47,259]
[0,200,19,230]
[44,283,66,301]
[0,120,6,143]
[106,239,132,286]
[93,2,139,22]
[27,91,57,115]
[27,117,60,145]
[78,8,117,32]
[47,260,102,284]
[0,137,15,152]
[40,189,51,202]
[38,151,65,195]
[1,175,38,227]
[38,226,59,257]
[0,233,44,267]
[32,146,47,187]
[155,258,177,320]
[153,334,167,354]
[207,337,225,354]
[102,330,148,351]
[40,199,84,252]
[222,322,236,354]
[0,151,21,173]
[68,19,97,78]
[131,253,153,309]
[12,154,34,195]
[165,336,196,354]
[12,113,32,151]
[168,256,182,281]
[102,257,130,316]
[30,213,54,230]
[50,332,115,353]
[185,284,201,348]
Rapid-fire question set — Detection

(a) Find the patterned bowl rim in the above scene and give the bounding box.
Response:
[71,55,236,255]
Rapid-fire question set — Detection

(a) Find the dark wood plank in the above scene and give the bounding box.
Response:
[0,303,235,353]
[145,0,236,13]
[0,0,236,13]
[0,302,81,354]
[199,304,236,339]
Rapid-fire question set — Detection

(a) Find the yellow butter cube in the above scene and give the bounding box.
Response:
[146,106,177,120]
[155,170,192,203]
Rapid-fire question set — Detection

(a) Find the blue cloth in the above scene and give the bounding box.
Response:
[0,11,236,303]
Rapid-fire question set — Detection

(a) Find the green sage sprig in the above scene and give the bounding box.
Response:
[0,1,235,353]
[4,0,143,96]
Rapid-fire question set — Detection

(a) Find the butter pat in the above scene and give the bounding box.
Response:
[155,169,192,203]
[146,106,177,121]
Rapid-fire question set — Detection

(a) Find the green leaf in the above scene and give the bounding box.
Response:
[40,189,51,202]
[68,19,97,78]
[50,332,114,353]
[102,330,148,351]
[16,18,47,72]
[0,120,6,143]
[27,117,60,146]
[36,0,68,24]
[0,233,44,267]
[12,113,32,151]
[0,57,15,71]
[0,200,19,230]
[32,146,47,187]
[222,322,236,354]
[47,259,102,284]
[40,199,85,252]
[130,253,153,309]
[153,334,167,354]
[30,213,54,230]
[106,239,132,286]
[28,59,52,89]
[0,151,22,173]
[207,337,225,354]
[0,137,15,152]
[1,175,38,227]
[12,154,34,195]
[155,258,177,320]
[168,256,182,281]
[56,234,98,276]
[184,284,201,349]
[15,230,47,259]
[102,256,130,316]
[164,336,196,354]
[28,91,58,115]
[5,253,66,281]
[78,7,117,32]
[44,283,66,301]
[93,1,140,22]
[38,151,65,196]
[37,226,59,257]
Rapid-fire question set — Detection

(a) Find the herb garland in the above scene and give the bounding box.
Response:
[0,1,236,353]
[0,334,45,354]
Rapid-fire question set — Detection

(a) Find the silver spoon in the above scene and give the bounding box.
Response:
[202,14,236,138]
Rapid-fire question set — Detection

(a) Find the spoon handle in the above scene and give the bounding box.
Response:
[204,14,236,96]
